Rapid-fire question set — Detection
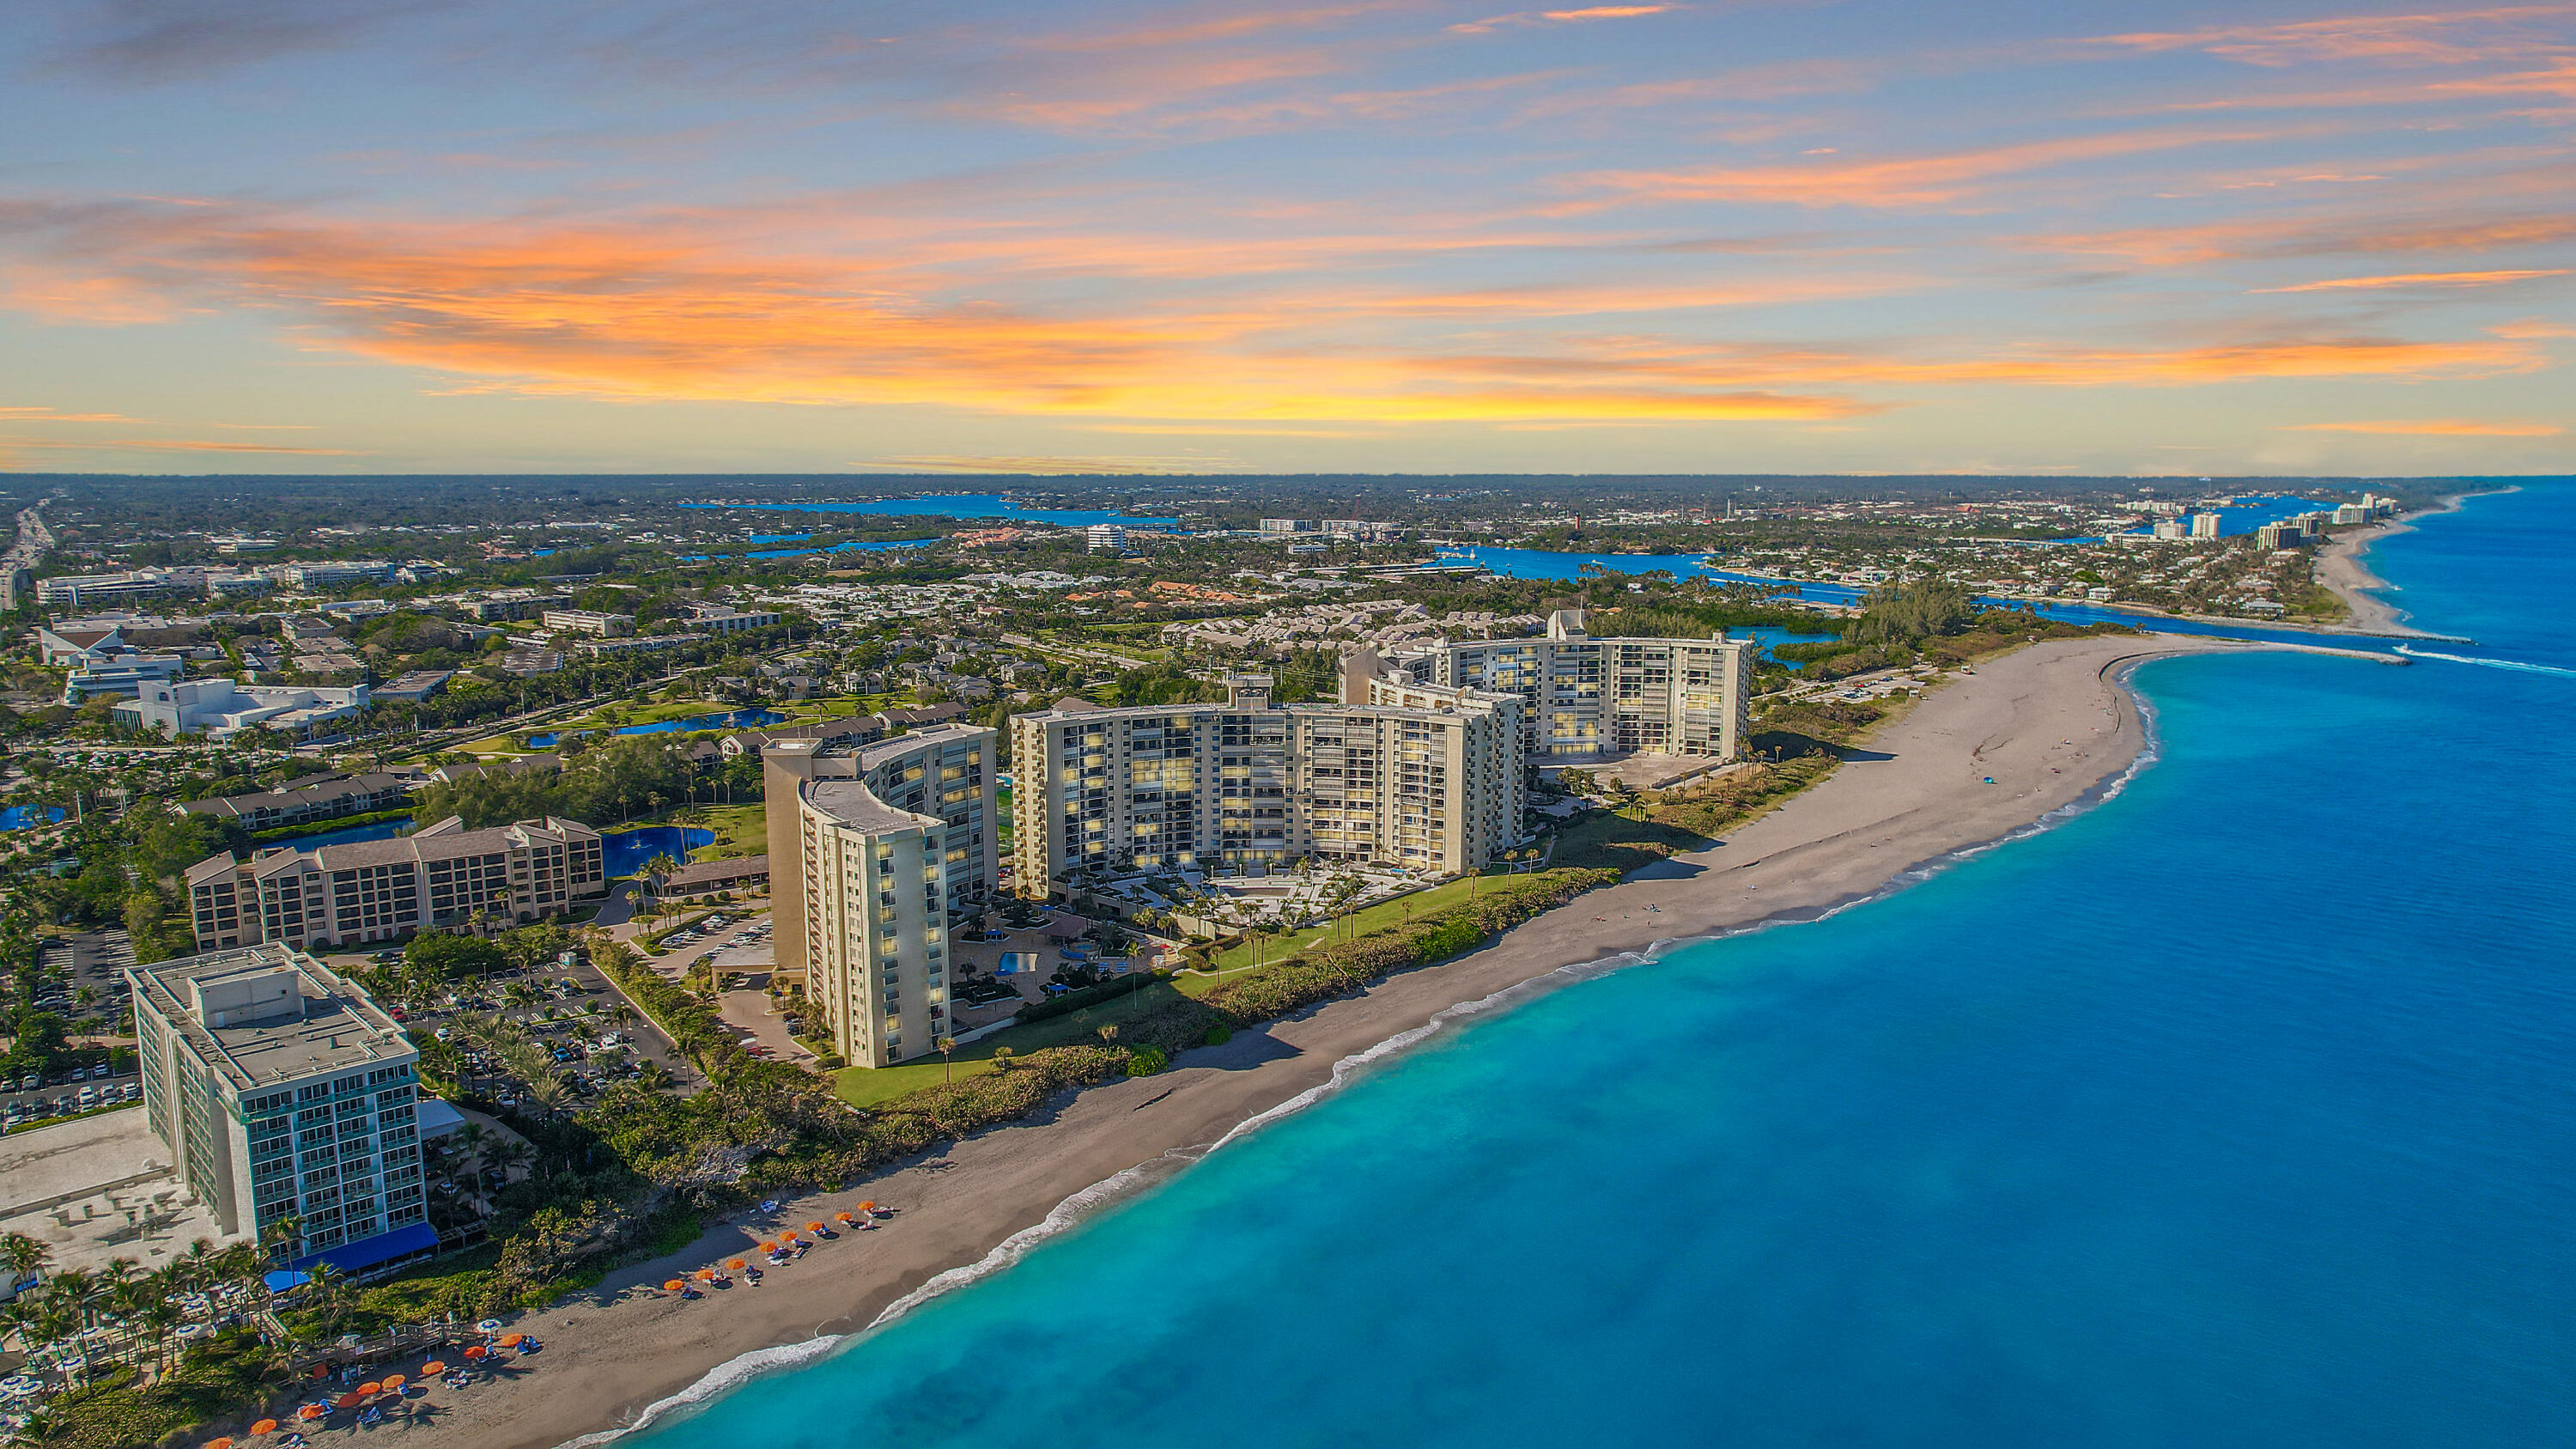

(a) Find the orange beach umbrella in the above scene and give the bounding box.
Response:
[462,1346,487,1361]
[497,1334,524,1348]
[334,1393,363,1409]
[725,1258,747,1270]
[420,1361,447,1376]
[692,1269,716,1282]
[382,1373,406,1389]
[833,1212,854,1223]
[295,1405,325,1422]
[357,1382,381,1397]
[250,1422,278,1437]
[663,1279,686,1292]
[805,1221,826,1232]
[858,1201,877,1211]
[206,1438,234,1449]
[757,1241,779,1252]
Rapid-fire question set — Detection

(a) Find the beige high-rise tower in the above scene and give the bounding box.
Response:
[764,724,997,1068]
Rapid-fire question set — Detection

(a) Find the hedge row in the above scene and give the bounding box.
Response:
[593,944,749,1076]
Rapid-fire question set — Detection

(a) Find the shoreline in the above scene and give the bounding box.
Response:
[2313,490,2502,638]
[348,632,2265,1449]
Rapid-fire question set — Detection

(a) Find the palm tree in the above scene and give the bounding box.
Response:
[936,1035,957,1085]
[300,1262,349,1340]
[1095,1024,1119,1050]
[488,1136,535,1184]
[3,1232,49,1295]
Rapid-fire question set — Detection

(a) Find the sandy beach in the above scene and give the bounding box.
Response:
[347,632,2266,1449]
[2315,521,2423,636]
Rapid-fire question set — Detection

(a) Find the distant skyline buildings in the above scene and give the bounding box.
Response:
[0,1,2568,475]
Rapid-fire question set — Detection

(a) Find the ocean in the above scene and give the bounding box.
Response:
[623,484,2576,1448]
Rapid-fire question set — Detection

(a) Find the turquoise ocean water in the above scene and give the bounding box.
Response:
[623,484,2576,1449]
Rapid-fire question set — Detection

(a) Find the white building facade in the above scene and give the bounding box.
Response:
[1009,676,1523,886]
[763,726,999,1068]
[1378,608,1754,763]
[129,947,429,1266]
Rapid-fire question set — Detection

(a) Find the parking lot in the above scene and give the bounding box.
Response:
[321,946,704,1102]
[638,909,794,1061]
[2,1062,141,1132]
[31,929,136,1037]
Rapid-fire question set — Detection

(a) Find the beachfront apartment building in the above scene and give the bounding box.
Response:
[1371,608,1755,764]
[1009,675,1523,887]
[128,945,432,1269]
[763,725,999,1068]
[182,815,606,953]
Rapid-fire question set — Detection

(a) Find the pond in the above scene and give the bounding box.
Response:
[686,494,1178,528]
[526,708,788,749]
[252,819,715,876]
[681,538,938,562]
[281,817,415,849]
[601,825,717,878]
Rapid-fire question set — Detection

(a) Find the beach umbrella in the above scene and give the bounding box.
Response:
[357,1382,381,1397]
[805,1221,826,1232]
[476,1318,504,1335]
[382,1374,406,1389]
[725,1258,747,1271]
[205,1438,234,1449]
[251,1421,278,1436]
[497,1334,524,1348]
[420,1362,447,1376]
[757,1242,778,1253]
[833,1212,854,1224]
[858,1201,877,1211]
[334,1393,363,1409]
[462,1346,488,1361]
[663,1279,686,1292]
[692,1269,716,1282]
[295,1405,325,1422]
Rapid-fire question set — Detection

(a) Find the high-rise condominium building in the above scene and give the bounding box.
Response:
[129,946,430,1269]
[183,815,605,953]
[1010,675,1524,887]
[763,725,998,1068]
[1372,608,1755,762]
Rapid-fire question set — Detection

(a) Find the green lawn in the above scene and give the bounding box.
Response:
[1182,870,1516,985]
[619,800,768,855]
[830,979,1191,1107]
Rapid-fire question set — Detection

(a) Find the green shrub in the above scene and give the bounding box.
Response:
[1125,1047,1169,1075]
[1204,1025,1233,1046]
[1013,971,1163,1024]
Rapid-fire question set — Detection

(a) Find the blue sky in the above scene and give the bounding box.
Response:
[1,0,2570,474]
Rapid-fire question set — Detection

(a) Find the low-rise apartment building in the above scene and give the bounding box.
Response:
[181,771,413,831]
[763,725,998,1068]
[128,946,430,1268]
[539,608,634,637]
[183,815,605,952]
[1010,675,1523,886]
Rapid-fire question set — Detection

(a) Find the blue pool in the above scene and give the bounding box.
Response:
[0,805,68,831]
